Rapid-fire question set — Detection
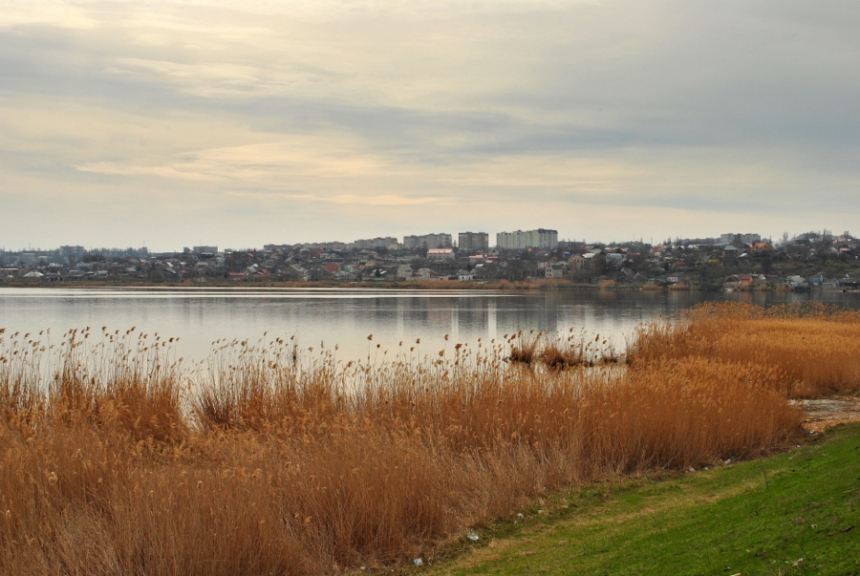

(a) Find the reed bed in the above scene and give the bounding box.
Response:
[629,302,860,398]
[507,328,623,368]
[0,306,821,575]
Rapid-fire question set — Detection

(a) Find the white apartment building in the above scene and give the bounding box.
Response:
[496,228,558,250]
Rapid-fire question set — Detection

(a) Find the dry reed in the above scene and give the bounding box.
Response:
[0,306,822,575]
[629,302,860,397]
[509,328,621,368]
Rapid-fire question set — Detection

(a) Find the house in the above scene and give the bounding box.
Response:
[723,274,741,289]
[427,248,455,261]
[396,265,413,280]
[0,267,18,280]
[544,263,565,278]
[808,273,825,287]
[723,245,739,260]
[457,270,475,281]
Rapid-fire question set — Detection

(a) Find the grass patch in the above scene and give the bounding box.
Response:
[427,423,860,576]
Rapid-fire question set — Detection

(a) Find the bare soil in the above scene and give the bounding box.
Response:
[793,397,860,433]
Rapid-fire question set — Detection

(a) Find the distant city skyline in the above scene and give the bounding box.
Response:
[6,228,853,257]
[2,1,858,252]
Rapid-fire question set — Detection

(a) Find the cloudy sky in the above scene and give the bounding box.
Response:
[1,0,858,251]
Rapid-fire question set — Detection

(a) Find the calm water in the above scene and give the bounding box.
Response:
[1,287,858,363]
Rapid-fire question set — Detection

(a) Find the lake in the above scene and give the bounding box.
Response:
[1,286,858,364]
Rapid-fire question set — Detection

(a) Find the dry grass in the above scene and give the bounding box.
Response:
[509,329,621,368]
[629,302,860,398]
[0,305,831,575]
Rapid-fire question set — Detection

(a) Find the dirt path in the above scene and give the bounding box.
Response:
[793,397,860,433]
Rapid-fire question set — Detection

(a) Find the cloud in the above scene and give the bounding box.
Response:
[1,0,859,250]
[225,190,444,206]
[75,138,399,183]
[0,1,97,30]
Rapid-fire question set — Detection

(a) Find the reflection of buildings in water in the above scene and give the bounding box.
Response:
[396,298,405,340]
[386,297,500,345]
[450,297,489,342]
[426,299,453,331]
[494,296,558,337]
[488,300,497,341]
[7,289,860,368]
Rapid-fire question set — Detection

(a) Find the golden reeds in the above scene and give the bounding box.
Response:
[508,328,622,368]
[628,302,860,398]
[1,304,841,574]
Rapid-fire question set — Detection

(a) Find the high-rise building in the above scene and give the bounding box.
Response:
[353,237,399,250]
[535,228,559,250]
[458,232,489,251]
[496,229,558,250]
[403,233,452,250]
[719,233,761,246]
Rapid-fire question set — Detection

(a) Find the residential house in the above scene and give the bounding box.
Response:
[427,248,455,261]
[396,264,413,280]
[544,263,565,278]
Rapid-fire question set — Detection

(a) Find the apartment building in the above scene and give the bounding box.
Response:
[496,228,558,250]
[458,232,489,251]
[403,233,452,250]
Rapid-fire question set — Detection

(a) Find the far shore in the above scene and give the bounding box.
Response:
[5,278,858,295]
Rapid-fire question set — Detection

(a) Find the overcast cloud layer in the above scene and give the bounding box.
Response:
[1,0,858,250]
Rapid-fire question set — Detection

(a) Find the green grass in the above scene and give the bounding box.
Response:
[424,424,860,576]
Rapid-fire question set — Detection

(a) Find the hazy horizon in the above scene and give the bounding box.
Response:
[2,1,858,252]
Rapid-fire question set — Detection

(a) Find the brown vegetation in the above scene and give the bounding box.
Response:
[3,303,850,575]
[508,329,622,368]
[629,302,860,398]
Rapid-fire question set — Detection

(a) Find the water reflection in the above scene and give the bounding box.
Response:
[1,287,858,363]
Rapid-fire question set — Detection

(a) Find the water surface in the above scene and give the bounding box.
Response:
[1,287,857,363]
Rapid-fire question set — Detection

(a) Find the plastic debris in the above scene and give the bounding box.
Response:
[467,531,480,541]
[413,558,424,566]
[516,513,525,520]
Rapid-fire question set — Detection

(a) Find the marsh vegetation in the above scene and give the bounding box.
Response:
[1,303,859,575]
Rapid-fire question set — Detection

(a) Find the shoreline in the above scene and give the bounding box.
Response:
[3,279,858,295]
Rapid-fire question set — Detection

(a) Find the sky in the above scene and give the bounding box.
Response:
[1,0,858,252]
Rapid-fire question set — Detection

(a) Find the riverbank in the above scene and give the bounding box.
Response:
[424,422,860,576]
[5,278,859,296]
[0,278,592,291]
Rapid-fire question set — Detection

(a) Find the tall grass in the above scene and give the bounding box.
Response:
[507,328,622,368]
[629,302,860,398]
[0,304,841,575]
